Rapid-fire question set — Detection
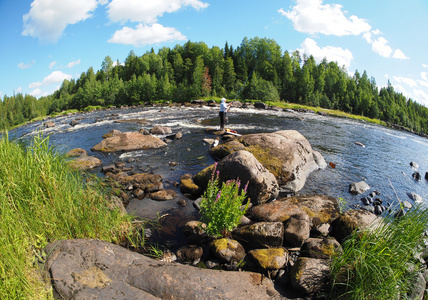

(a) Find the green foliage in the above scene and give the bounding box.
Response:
[0,133,143,299]
[2,37,428,135]
[199,164,250,237]
[329,206,428,299]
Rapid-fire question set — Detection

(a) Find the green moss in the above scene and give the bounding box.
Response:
[251,248,286,269]
[246,144,291,181]
[301,207,332,224]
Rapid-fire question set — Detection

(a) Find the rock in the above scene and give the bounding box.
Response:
[92,131,167,152]
[248,248,289,270]
[176,245,203,264]
[311,223,330,237]
[102,129,123,138]
[208,130,326,193]
[402,200,413,209]
[410,161,420,169]
[109,173,163,193]
[44,121,55,128]
[425,172,428,180]
[209,238,246,263]
[331,209,380,243]
[254,102,269,109]
[232,222,284,249]
[300,237,342,259]
[360,196,372,206]
[166,132,183,140]
[284,213,311,248]
[44,239,281,299]
[182,221,208,246]
[65,148,87,158]
[407,271,426,300]
[150,125,172,135]
[407,192,423,203]
[149,189,177,201]
[249,194,340,227]
[67,155,103,171]
[290,257,330,294]
[354,142,365,147]
[413,172,422,181]
[179,174,202,199]
[216,150,279,205]
[349,181,370,195]
[70,119,79,127]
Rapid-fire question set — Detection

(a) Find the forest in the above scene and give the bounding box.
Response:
[1,37,428,134]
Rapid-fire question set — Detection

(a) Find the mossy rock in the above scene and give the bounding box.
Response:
[246,144,292,182]
[209,238,246,263]
[248,248,288,270]
[208,140,246,161]
[193,164,215,190]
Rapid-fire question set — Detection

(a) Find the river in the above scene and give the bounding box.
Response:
[11,103,428,222]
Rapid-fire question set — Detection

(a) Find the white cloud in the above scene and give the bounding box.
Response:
[16,87,22,93]
[49,61,57,69]
[22,0,100,43]
[423,64,428,68]
[66,59,81,68]
[29,71,72,89]
[29,88,43,98]
[108,23,187,47]
[107,0,209,24]
[393,76,418,88]
[413,89,428,107]
[421,72,428,82]
[299,38,353,69]
[392,49,409,60]
[18,60,35,69]
[279,0,371,36]
[280,0,408,60]
[371,36,392,58]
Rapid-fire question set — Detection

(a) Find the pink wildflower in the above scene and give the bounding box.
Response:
[215,191,221,203]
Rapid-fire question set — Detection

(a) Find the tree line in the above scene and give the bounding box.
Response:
[1,37,428,134]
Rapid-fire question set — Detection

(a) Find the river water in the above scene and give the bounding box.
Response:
[12,104,428,218]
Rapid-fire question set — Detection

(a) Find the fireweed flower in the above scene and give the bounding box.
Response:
[215,191,221,203]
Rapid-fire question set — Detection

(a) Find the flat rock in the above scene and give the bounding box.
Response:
[44,239,282,300]
[91,131,167,152]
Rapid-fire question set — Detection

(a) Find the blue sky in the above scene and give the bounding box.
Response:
[1,0,428,107]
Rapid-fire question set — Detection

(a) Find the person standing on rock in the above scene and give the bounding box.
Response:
[219,98,231,131]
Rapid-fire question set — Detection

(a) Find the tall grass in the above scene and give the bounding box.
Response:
[329,206,428,299]
[0,133,142,299]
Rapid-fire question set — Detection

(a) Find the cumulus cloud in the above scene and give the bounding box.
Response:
[280,0,408,60]
[413,89,428,107]
[18,60,36,69]
[423,64,428,68]
[279,0,371,36]
[108,23,187,47]
[49,61,57,69]
[107,0,209,24]
[29,71,72,89]
[299,38,353,70]
[22,0,100,43]
[393,76,418,88]
[66,59,81,68]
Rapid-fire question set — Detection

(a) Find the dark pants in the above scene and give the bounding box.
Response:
[219,111,225,130]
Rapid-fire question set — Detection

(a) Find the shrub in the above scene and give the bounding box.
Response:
[199,164,250,237]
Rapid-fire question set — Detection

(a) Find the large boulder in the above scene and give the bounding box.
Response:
[91,131,167,152]
[249,194,340,228]
[209,130,326,192]
[44,239,281,299]
[216,150,279,205]
[290,257,330,295]
[330,209,380,243]
[150,125,172,135]
[232,222,284,249]
[283,213,311,248]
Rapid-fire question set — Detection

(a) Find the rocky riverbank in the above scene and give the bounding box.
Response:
[43,101,428,299]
